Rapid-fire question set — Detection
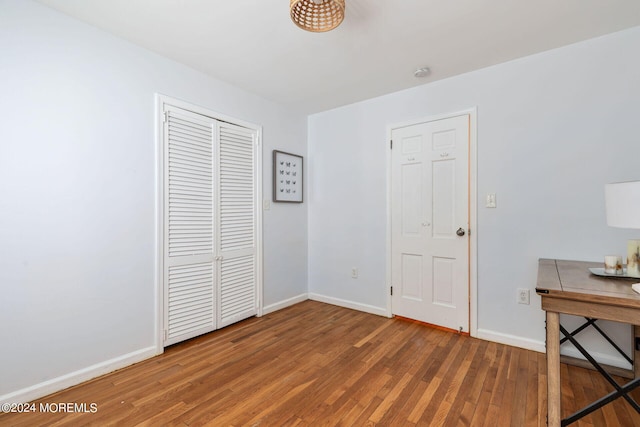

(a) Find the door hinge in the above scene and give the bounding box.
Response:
[162,111,167,123]
[390,286,393,296]
[390,140,393,149]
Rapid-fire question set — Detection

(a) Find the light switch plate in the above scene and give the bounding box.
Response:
[486,193,497,208]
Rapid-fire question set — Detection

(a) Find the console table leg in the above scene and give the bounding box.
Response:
[547,311,561,427]
[635,325,640,380]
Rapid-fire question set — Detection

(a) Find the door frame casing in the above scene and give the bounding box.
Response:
[154,94,264,355]
[385,108,478,337]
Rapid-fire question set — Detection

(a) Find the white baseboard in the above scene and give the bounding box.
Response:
[0,346,158,405]
[262,293,308,315]
[476,328,546,353]
[476,329,633,370]
[308,293,388,317]
[560,345,633,370]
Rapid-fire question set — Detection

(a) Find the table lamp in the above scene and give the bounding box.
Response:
[605,181,640,278]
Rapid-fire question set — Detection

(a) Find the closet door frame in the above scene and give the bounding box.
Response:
[154,94,263,354]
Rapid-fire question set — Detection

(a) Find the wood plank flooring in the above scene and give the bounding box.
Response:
[2,300,640,426]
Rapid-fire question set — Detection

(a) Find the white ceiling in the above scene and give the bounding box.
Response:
[36,0,640,114]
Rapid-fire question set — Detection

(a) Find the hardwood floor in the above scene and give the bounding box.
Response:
[2,300,640,426]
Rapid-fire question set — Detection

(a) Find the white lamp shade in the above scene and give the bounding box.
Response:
[605,181,640,229]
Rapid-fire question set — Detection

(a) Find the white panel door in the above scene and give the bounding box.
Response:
[216,122,258,328]
[163,105,217,346]
[391,115,470,332]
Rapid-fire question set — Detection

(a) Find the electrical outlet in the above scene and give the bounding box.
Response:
[351,268,358,279]
[517,288,530,305]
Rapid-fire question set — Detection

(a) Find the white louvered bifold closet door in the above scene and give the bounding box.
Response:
[164,106,216,346]
[216,123,258,328]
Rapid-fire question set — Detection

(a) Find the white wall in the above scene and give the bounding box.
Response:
[308,26,640,365]
[0,0,307,401]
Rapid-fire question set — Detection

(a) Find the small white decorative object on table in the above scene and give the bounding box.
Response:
[628,240,640,277]
[604,255,623,274]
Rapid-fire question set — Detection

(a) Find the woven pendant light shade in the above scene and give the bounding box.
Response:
[290,0,345,32]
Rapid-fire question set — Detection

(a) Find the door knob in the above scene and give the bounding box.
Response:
[456,227,465,237]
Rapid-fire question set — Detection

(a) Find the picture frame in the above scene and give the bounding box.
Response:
[273,150,303,203]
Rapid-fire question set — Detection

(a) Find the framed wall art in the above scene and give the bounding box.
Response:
[273,150,303,203]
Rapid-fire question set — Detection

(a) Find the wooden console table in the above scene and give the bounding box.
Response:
[536,258,640,426]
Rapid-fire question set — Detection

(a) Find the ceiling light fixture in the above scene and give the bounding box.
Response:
[414,67,431,78]
[290,0,345,33]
